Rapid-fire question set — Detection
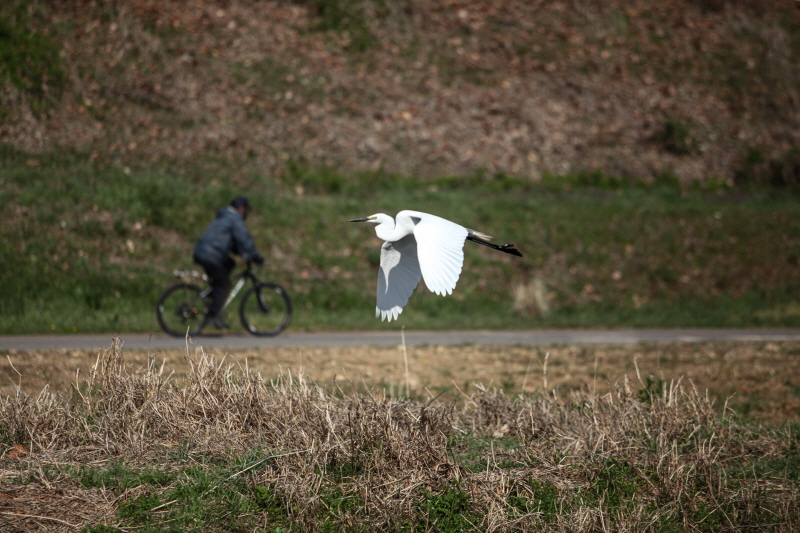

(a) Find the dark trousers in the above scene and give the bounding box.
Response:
[193,255,235,318]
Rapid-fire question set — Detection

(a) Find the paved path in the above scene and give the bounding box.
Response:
[3,329,800,351]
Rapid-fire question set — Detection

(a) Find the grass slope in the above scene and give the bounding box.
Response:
[3,144,800,334]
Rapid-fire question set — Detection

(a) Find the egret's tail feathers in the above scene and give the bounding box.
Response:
[469,230,493,242]
[466,235,523,257]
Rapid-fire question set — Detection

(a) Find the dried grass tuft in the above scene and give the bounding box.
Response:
[512,275,550,318]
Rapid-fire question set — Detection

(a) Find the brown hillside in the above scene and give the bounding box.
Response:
[2,0,799,184]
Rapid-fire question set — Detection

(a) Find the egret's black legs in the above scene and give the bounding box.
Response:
[466,235,523,257]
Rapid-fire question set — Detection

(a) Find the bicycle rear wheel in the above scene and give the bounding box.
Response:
[156,283,209,337]
[239,282,292,336]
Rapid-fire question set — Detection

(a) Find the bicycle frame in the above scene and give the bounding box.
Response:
[173,267,258,311]
[222,271,251,309]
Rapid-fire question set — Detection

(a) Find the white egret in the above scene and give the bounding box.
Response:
[349,210,523,321]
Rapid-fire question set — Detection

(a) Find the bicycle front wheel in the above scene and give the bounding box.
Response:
[239,282,292,336]
[156,283,209,337]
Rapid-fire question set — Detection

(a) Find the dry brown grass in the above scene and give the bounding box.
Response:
[1,339,798,531]
[4,340,800,423]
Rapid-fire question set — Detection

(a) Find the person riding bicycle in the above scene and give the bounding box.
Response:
[193,196,265,330]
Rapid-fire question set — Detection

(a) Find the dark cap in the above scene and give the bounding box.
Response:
[231,196,250,209]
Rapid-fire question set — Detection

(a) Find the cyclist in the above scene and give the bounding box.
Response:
[193,196,265,330]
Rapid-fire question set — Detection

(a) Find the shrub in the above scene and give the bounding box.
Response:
[0,11,65,115]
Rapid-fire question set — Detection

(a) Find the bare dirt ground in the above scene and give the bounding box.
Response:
[4,1,799,185]
[3,341,799,425]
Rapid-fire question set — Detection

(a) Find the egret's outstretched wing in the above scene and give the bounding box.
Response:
[376,234,422,321]
[408,212,468,296]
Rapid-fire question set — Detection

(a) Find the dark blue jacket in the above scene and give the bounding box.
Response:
[193,207,262,264]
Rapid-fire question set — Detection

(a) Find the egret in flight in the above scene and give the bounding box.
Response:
[349,210,523,321]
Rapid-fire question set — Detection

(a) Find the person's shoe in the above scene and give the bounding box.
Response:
[200,315,230,331]
[210,316,230,329]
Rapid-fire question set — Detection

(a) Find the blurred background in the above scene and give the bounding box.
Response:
[2,0,799,334]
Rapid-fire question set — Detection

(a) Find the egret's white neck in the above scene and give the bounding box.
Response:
[372,214,396,241]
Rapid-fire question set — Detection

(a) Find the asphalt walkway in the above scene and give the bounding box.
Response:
[3,328,800,351]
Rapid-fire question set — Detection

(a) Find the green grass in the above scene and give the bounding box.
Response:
[63,431,798,533]
[65,459,469,532]
[77,461,287,532]
[67,454,483,532]
[3,144,800,334]
[307,0,377,52]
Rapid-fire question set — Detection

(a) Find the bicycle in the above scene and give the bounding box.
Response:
[156,263,292,337]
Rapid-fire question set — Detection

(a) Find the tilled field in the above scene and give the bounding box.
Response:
[1,339,799,532]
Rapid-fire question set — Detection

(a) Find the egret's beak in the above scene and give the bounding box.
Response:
[348,217,370,222]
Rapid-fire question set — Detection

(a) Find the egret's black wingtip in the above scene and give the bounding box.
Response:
[466,234,523,257]
[499,244,523,257]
